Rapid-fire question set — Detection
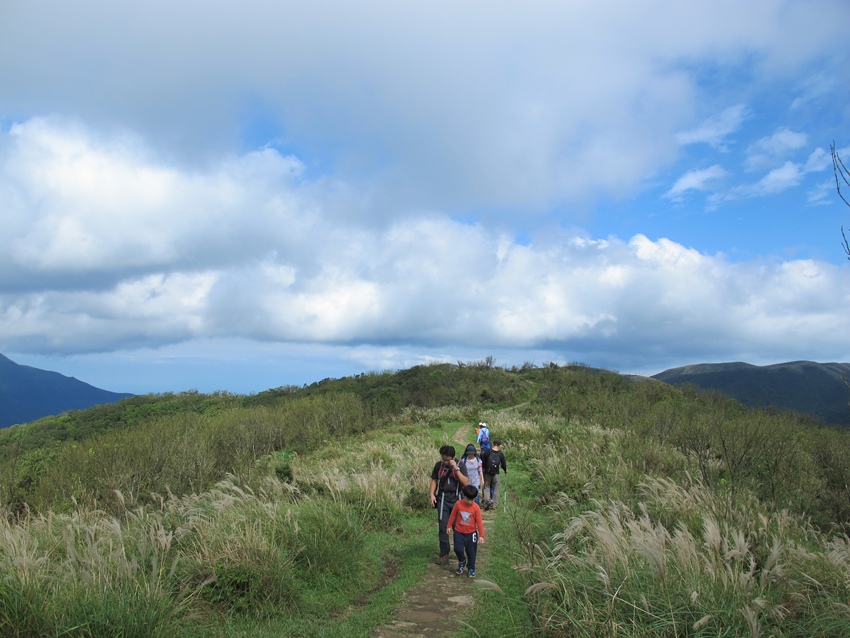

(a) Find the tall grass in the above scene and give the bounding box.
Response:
[480,395,850,636]
[4,364,850,636]
[0,504,191,637]
[524,478,850,636]
[4,393,369,515]
[0,426,435,636]
[287,433,437,530]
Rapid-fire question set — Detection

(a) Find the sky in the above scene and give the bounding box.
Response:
[1,0,849,395]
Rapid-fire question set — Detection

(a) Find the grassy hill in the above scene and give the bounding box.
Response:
[2,361,850,636]
[652,360,850,426]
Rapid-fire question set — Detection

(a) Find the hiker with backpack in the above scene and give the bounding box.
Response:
[447,484,485,578]
[481,439,507,511]
[429,445,470,564]
[460,444,485,504]
[477,422,492,453]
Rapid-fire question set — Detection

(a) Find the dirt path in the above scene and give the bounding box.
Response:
[371,424,494,637]
[452,423,476,455]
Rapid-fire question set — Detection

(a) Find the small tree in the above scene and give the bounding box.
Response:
[831,142,850,260]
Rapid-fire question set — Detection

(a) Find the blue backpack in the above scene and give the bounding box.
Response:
[478,427,491,451]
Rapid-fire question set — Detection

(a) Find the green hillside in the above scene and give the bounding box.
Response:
[2,361,850,637]
[652,360,850,426]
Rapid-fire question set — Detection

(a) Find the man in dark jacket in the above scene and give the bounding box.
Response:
[481,439,507,511]
[429,445,469,564]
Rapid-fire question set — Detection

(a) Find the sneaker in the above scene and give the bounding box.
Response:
[468,569,476,578]
[437,554,449,565]
[455,563,465,575]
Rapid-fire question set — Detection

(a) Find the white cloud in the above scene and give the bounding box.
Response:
[807,179,836,206]
[803,147,831,173]
[742,147,831,197]
[5,220,849,363]
[3,119,848,369]
[791,72,838,110]
[676,105,749,149]
[0,117,308,286]
[1,1,847,215]
[745,128,808,171]
[750,161,804,195]
[664,165,728,200]
[2,2,850,391]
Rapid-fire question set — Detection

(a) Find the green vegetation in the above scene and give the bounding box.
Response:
[653,361,850,426]
[1,362,850,636]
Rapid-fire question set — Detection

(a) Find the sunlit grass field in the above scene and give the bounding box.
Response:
[2,363,849,636]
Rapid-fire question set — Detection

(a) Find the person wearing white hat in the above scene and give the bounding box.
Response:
[476,422,492,452]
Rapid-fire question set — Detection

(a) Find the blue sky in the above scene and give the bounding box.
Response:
[1,1,849,395]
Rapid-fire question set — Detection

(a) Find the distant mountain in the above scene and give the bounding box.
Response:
[0,353,134,428]
[652,361,850,426]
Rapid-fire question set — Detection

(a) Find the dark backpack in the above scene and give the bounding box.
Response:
[436,461,464,496]
[485,450,501,475]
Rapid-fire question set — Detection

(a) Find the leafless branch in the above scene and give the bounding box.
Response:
[833,142,850,207]
[831,142,850,260]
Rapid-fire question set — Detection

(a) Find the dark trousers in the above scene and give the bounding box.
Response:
[483,473,500,507]
[437,494,458,557]
[453,530,479,569]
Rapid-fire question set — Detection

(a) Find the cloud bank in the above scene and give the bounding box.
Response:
[1,0,849,392]
[2,119,847,380]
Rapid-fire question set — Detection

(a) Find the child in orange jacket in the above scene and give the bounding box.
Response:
[447,485,485,577]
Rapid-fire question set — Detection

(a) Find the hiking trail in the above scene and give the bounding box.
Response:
[370,424,496,637]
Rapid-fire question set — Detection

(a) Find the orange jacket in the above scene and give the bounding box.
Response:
[447,499,484,537]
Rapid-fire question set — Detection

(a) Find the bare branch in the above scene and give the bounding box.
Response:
[831,142,850,261]
[833,142,850,207]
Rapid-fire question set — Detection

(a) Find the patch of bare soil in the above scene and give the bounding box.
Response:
[370,424,494,637]
[452,424,476,450]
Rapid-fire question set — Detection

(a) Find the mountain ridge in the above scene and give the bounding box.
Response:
[2,354,848,429]
[0,353,134,428]
[652,360,850,426]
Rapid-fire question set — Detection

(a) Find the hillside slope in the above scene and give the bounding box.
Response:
[0,353,134,428]
[652,360,850,426]
[3,362,850,636]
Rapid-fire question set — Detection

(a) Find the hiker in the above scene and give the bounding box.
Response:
[460,444,485,504]
[447,484,485,578]
[477,422,492,453]
[481,439,507,511]
[429,445,470,564]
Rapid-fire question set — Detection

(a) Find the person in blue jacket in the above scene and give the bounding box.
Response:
[476,422,492,452]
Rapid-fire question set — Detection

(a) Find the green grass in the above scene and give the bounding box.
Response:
[192,516,435,638]
[4,363,850,636]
